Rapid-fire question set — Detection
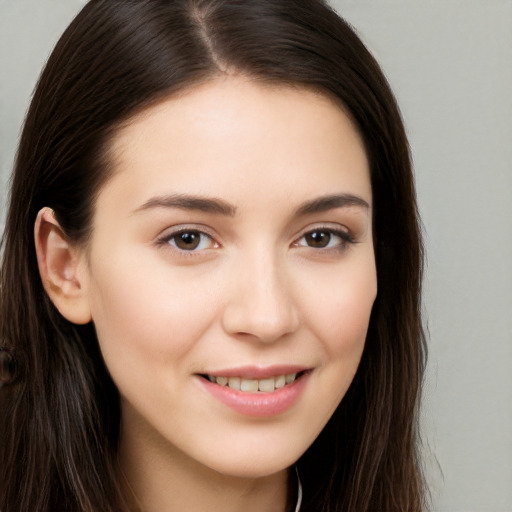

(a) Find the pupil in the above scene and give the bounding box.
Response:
[176,232,200,250]
[306,231,330,248]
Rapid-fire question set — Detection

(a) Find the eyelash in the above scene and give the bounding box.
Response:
[156,226,355,255]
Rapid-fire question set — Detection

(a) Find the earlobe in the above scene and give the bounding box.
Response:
[34,207,92,325]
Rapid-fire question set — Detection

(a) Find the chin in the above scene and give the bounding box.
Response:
[197,442,303,480]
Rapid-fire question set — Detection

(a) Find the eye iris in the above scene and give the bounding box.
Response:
[175,232,201,250]
[305,231,331,248]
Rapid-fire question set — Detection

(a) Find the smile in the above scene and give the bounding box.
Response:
[205,373,300,393]
[198,369,311,417]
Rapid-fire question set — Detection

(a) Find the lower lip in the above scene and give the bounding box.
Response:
[198,372,310,417]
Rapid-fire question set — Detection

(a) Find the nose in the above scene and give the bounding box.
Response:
[221,250,299,343]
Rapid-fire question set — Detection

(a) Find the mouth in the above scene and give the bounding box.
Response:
[197,367,312,416]
[200,371,308,393]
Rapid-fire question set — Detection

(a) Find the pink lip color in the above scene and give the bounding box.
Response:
[198,369,310,417]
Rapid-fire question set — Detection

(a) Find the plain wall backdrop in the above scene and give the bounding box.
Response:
[1,1,511,510]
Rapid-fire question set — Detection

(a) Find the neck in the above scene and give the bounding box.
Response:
[118,408,290,512]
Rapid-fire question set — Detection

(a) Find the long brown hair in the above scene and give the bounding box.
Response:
[0,1,427,510]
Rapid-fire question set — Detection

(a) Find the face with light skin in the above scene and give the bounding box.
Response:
[36,76,377,510]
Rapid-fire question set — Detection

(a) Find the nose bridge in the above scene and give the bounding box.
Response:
[222,245,299,342]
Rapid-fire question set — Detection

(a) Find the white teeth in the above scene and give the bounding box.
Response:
[285,373,296,384]
[275,375,286,389]
[240,379,259,392]
[228,377,241,390]
[258,377,275,392]
[216,376,228,386]
[208,373,301,392]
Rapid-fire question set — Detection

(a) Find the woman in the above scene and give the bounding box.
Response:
[0,0,426,511]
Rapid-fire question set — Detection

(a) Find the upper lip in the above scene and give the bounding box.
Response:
[199,365,311,379]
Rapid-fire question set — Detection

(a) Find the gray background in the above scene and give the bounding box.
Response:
[1,1,511,510]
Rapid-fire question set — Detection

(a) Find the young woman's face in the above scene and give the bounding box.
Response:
[82,77,377,478]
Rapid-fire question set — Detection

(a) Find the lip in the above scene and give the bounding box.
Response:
[197,367,312,417]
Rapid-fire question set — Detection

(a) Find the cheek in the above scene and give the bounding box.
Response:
[291,256,377,439]
[304,255,377,359]
[86,250,220,375]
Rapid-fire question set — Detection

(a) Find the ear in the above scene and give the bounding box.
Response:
[34,207,92,325]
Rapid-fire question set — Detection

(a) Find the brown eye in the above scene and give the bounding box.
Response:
[296,228,352,251]
[168,231,213,251]
[304,230,332,248]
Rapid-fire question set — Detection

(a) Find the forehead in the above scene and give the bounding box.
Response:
[100,76,371,211]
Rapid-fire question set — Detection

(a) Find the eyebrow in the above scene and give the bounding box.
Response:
[133,194,237,216]
[294,193,370,216]
[133,192,369,217]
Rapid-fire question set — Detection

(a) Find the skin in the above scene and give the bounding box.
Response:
[36,76,377,512]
